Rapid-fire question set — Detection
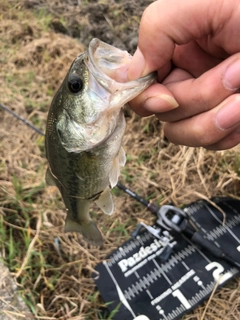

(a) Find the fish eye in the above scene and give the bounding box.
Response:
[68,74,83,93]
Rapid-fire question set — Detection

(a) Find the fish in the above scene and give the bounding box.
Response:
[45,38,156,246]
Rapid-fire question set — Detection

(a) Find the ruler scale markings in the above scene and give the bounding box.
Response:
[139,279,146,291]
[129,288,135,299]
[137,236,144,246]
[124,289,130,300]
[133,284,138,295]
[131,284,136,295]
[226,219,235,228]
[152,268,157,280]
[150,269,157,281]
[229,267,238,276]
[141,279,147,289]
[136,281,143,292]
[175,307,180,316]
[147,273,154,284]
[196,293,201,302]
[173,309,178,317]
[223,201,240,215]
[204,203,240,243]
[181,234,211,263]
[146,289,154,299]
[179,252,184,260]
[132,242,137,249]
[172,255,179,267]
[176,252,184,262]
[199,214,240,250]
[143,276,149,287]
[181,261,189,270]
[166,312,173,320]
[146,274,151,285]
[192,296,197,305]
[230,217,239,226]
[179,306,185,314]
[153,259,172,285]
[174,253,179,261]
[128,289,133,300]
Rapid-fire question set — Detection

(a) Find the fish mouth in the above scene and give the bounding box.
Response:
[84,38,157,109]
[87,38,132,84]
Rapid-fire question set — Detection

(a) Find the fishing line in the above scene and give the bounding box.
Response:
[0,103,45,136]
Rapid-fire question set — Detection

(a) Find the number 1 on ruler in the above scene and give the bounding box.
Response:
[172,289,191,309]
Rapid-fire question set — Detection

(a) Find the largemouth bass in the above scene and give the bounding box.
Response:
[45,38,156,246]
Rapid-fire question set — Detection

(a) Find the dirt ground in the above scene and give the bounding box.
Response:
[1,0,240,319]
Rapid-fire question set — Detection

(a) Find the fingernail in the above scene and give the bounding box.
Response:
[223,60,240,91]
[144,94,179,112]
[215,96,240,130]
[128,47,146,80]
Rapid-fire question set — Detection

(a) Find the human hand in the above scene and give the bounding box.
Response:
[128,0,240,150]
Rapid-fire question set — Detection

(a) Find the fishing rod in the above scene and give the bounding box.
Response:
[0,103,45,136]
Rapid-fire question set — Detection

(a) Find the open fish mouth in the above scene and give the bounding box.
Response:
[86,38,132,84]
[85,38,157,109]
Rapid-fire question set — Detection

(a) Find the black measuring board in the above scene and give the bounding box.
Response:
[94,198,240,320]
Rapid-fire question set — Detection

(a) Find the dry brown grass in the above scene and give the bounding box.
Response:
[1,1,240,319]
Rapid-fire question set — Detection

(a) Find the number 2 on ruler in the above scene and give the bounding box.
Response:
[205,262,233,285]
[171,261,233,310]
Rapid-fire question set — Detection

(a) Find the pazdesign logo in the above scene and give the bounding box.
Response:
[118,239,169,273]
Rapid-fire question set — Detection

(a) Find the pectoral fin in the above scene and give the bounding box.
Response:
[95,188,114,215]
[119,146,126,167]
[45,167,57,186]
[64,218,104,246]
[109,147,126,188]
[109,157,120,188]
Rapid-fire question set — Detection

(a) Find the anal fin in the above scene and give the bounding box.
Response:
[95,188,114,215]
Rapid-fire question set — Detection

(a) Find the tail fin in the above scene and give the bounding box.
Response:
[64,218,104,246]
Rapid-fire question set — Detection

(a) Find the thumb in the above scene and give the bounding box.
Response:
[128,0,233,79]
